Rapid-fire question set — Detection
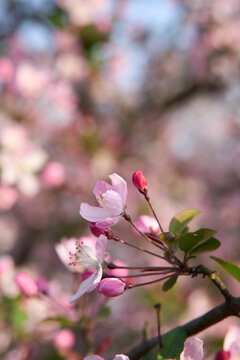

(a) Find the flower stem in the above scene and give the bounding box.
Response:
[127,273,177,288]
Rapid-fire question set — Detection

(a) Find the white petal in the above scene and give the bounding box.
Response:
[180,338,204,360]
[80,203,111,222]
[69,267,102,303]
[93,180,113,199]
[109,173,127,205]
[95,216,121,228]
[104,190,124,216]
[96,235,107,263]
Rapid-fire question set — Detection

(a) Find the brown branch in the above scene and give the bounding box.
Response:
[126,296,240,360]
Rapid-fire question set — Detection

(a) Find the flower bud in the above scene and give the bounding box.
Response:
[215,350,231,360]
[132,171,147,192]
[97,278,125,297]
[54,329,75,351]
[15,272,38,297]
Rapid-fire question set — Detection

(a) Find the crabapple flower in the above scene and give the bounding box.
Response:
[15,272,38,297]
[69,235,107,303]
[97,278,125,297]
[41,162,65,188]
[55,236,96,273]
[80,173,127,228]
[132,170,147,192]
[54,329,75,351]
[134,215,159,235]
[223,326,240,360]
[180,337,204,360]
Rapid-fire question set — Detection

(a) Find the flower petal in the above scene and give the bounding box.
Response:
[84,356,104,360]
[113,355,130,360]
[96,235,107,263]
[224,326,240,359]
[180,338,204,360]
[69,267,102,303]
[80,203,111,222]
[95,216,121,229]
[93,180,113,199]
[109,173,127,204]
[104,190,124,216]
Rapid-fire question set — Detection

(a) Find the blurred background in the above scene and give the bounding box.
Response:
[0,0,240,359]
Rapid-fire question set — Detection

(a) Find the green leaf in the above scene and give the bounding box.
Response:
[194,228,217,242]
[211,257,240,282]
[179,228,217,253]
[159,327,187,359]
[190,238,221,255]
[179,232,202,253]
[162,276,178,292]
[169,209,200,234]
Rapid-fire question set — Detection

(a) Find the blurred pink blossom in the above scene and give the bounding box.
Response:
[80,173,127,227]
[41,162,66,188]
[15,272,38,297]
[0,185,18,210]
[134,215,159,235]
[180,337,204,360]
[54,328,75,351]
[0,57,14,83]
[223,326,240,360]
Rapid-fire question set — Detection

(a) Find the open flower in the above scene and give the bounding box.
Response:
[69,235,107,303]
[180,337,203,360]
[80,173,127,228]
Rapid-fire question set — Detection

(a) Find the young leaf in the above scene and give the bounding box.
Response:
[179,228,217,253]
[159,327,187,359]
[162,276,178,292]
[190,238,221,255]
[211,257,240,282]
[169,209,200,234]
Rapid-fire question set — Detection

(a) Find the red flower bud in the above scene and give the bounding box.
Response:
[132,171,147,192]
[215,350,231,360]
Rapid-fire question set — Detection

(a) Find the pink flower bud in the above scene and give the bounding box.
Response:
[36,277,49,294]
[132,171,147,192]
[215,351,231,360]
[89,223,110,237]
[15,272,38,297]
[97,278,125,297]
[54,329,75,351]
[41,162,65,188]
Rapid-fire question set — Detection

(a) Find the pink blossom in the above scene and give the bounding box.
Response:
[69,235,107,303]
[132,170,147,192]
[0,57,14,83]
[223,326,240,360]
[0,186,18,210]
[80,173,127,227]
[134,215,159,235]
[15,272,38,297]
[180,337,204,360]
[54,328,75,351]
[41,162,65,188]
[97,278,125,297]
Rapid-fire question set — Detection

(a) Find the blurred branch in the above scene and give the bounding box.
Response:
[126,296,240,360]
